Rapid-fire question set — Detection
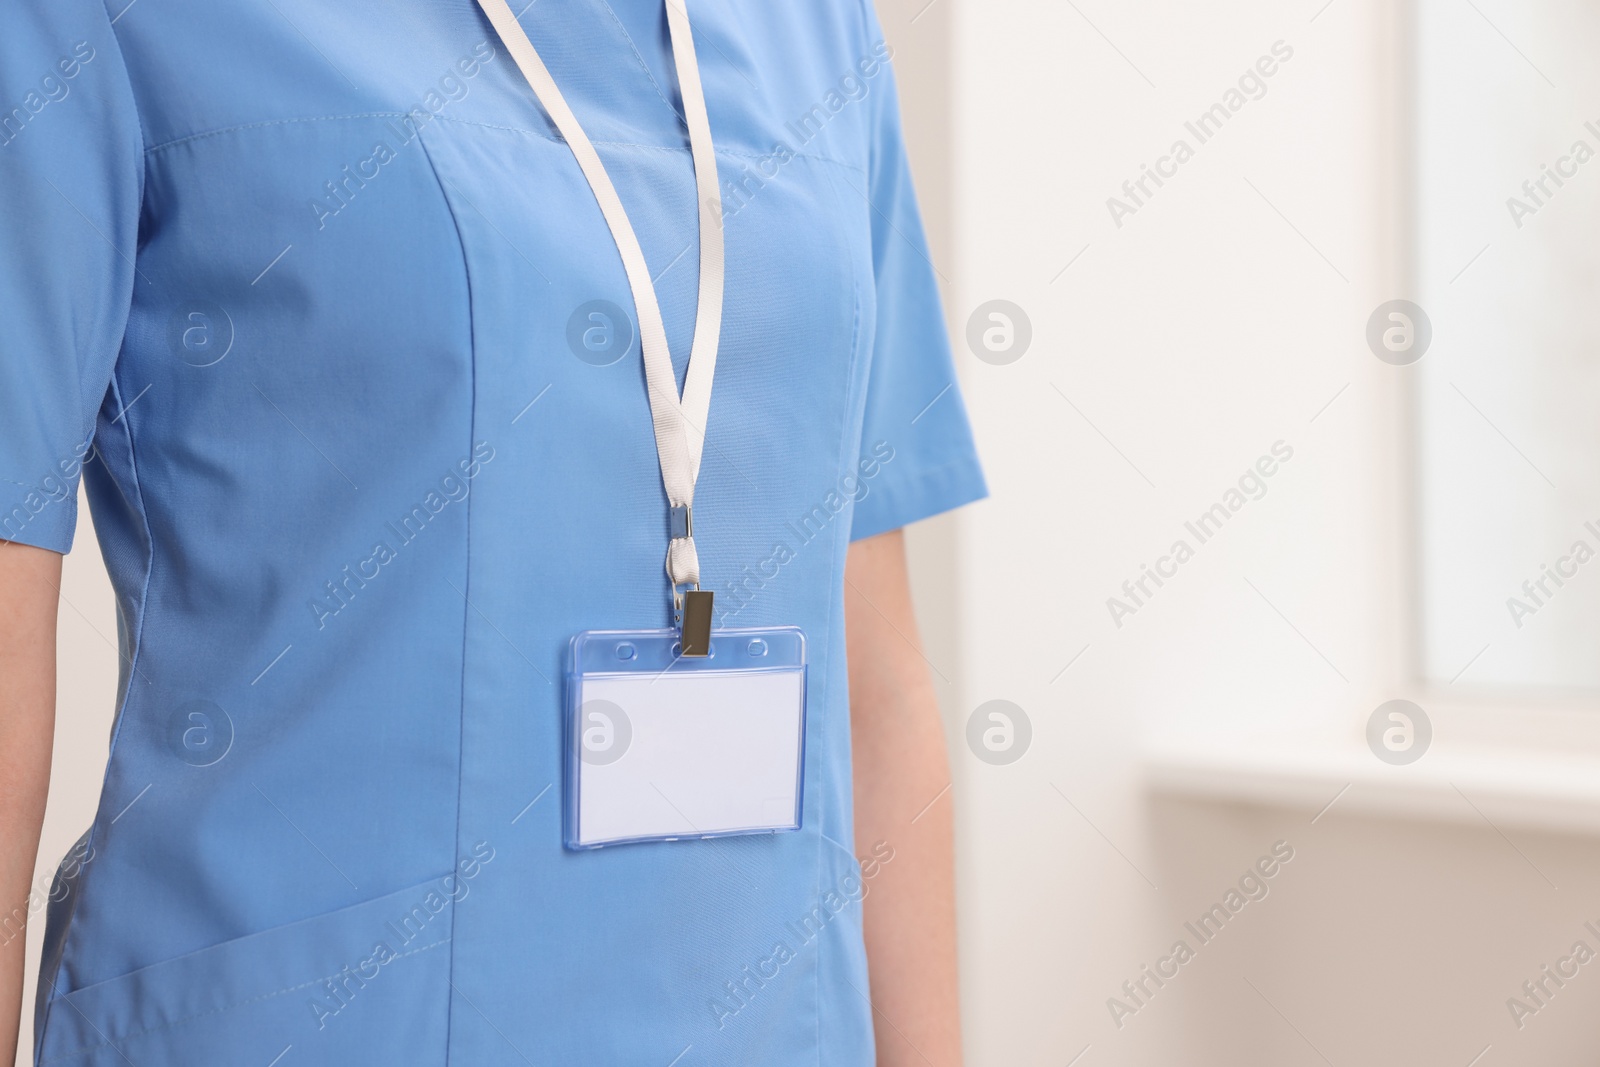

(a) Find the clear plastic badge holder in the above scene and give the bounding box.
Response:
[565,627,807,849]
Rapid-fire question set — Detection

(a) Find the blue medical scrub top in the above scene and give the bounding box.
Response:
[2,0,985,1063]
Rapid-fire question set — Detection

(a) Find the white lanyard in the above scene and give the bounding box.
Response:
[474,0,724,605]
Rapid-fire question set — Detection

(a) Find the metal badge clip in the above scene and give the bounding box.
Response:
[668,506,710,655]
[669,504,693,540]
[677,587,714,657]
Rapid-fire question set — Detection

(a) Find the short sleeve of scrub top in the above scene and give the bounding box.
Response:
[847,4,987,543]
[2,1,986,1065]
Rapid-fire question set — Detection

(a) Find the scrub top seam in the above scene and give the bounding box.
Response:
[849,0,875,59]
[590,0,687,124]
[814,147,877,1063]
[143,113,867,174]
[90,0,149,453]
[38,371,157,1049]
[96,0,152,155]
[37,937,455,1064]
[91,368,157,803]
[142,113,417,155]
[431,116,867,171]
[816,259,864,1067]
[415,129,477,1067]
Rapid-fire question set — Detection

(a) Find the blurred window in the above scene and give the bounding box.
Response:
[1414,0,1600,692]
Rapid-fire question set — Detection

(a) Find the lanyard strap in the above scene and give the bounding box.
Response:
[474,0,724,596]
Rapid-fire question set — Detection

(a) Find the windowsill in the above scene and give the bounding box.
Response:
[1142,695,1600,836]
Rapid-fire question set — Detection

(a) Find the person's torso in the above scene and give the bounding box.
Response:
[35,2,893,1063]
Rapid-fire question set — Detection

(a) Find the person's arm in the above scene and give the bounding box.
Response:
[846,528,963,1066]
[0,541,61,1066]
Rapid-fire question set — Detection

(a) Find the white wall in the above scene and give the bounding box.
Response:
[915,0,1600,1064]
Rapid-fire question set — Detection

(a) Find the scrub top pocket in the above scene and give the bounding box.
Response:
[36,876,458,1067]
